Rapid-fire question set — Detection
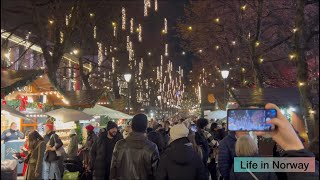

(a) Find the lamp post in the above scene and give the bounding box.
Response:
[221,69,230,109]
[124,73,132,114]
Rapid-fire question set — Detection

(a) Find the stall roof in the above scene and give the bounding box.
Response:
[1,69,44,96]
[83,104,132,119]
[62,89,106,108]
[230,88,300,107]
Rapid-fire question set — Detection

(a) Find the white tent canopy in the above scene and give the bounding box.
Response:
[83,105,132,119]
[46,108,93,123]
[1,104,29,120]
[207,110,227,120]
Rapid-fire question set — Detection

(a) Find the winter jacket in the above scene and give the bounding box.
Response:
[90,131,122,180]
[25,141,46,180]
[218,131,237,180]
[20,144,29,176]
[82,131,97,167]
[155,137,208,180]
[44,131,63,162]
[110,132,159,180]
[282,149,319,180]
[1,129,24,143]
[67,134,78,159]
[229,164,278,180]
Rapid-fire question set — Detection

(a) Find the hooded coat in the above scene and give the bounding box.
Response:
[155,137,208,180]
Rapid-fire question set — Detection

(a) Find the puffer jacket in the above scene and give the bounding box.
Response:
[155,137,208,180]
[110,132,159,180]
[218,131,237,180]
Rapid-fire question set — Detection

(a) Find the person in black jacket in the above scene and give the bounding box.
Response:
[156,123,208,180]
[256,103,319,180]
[43,123,63,180]
[110,114,159,180]
[90,121,122,180]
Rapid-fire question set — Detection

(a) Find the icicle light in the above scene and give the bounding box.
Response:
[112,57,115,73]
[122,7,126,30]
[164,18,168,34]
[130,18,134,33]
[93,26,97,39]
[144,0,151,16]
[60,32,64,43]
[113,26,117,37]
[165,44,168,56]
[138,24,142,42]
[97,42,103,66]
[155,0,158,11]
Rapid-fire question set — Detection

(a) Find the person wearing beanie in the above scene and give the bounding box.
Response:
[155,124,208,180]
[110,114,159,180]
[90,121,122,180]
[43,123,64,179]
[67,129,78,159]
[79,124,97,172]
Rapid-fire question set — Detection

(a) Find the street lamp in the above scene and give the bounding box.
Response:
[124,73,132,114]
[221,69,230,109]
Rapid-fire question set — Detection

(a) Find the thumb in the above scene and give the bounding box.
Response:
[266,118,282,127]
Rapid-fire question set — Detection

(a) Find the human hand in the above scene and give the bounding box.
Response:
[255,103,304,151]
[6,132,11,137]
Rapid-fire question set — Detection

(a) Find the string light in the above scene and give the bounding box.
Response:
[144,0,151,16]
[138,24,142,42]
[215,45,220,50]
[289,53,296,60]
[242,68,246,72]
[113,26,117,37]
[60,32,64,43]
[155,0,158,11]
[112,57,115,73]
[188,26,192,31]
[241,5,247,10]
[255,41,260,47]
[165,44,168,56]
[298,82,305,86]
[93,26,97,39]
[97,42,103,66]
[89,13,94,17]
[130,18,134,33]
[259,58,264,63]
[48,20,54,24]
[182,51,185,55]
[65,15,69,26]
[122,7,126,30]
[163,18,168,34]
[199,49,203,53]
[293,28,298,33]
[232,41,236,45]
[214,18,220,23]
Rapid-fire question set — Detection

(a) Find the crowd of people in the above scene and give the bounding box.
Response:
[1,103,319,180]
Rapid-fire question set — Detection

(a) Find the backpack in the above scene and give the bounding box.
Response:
[195,131,210,164]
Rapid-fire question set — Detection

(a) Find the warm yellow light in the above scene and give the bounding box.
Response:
[293,28,298,33]
[241,5,247,10]
[255,41,260,47]
[73,49,79,55]
[289,54,296,60]
[199,49,203,53]
[90,13,95,17]
[259,58,264,63]
[214,18,220,23]
[112,22,116,27]
[242,68,245,72]
[188,26,192,31]
[49,20,54,24]
[309,110,316,114]
[215,45,220,50]
[299,82,305,86]
[231,41,236,45]
[237,57,240,61]
[4,53,10,59]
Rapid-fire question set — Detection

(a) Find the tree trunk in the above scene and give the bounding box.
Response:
[294,0,316,141]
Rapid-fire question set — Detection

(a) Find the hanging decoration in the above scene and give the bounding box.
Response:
[155,0,158,11]
[18,95,28,111]
[97,42,103,66]
[144,0,151,16]
[138,24,142,42]
[2,99,7,105]
[130,18,134,33]
[60,32,64,43]
[94,26,97,39]
[164,18,168,34]
[122,7,126,30]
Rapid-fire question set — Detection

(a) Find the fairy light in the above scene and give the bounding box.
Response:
[293,28,298,33]
[188,26,192,31]
[215,45,220,50]
[127,36,130,50]
[298,82,305,86]
[255,41,260,47]
[139,58,144,76]
[138,24,142,42]
[155,0,158,11]
[214,18,220,23]
[122,7,126,30]
[144,0,151,16]
[113,26,117,37]
[232,41,236,45]
[93,26,97,39]
[4,48,11,59]
[130,18,134,33]
[49,19,54,24]
[289,53,296,60]
[242,68,246,72]
[165,44,168,56]
[259,58,264,63]
[60,32,64,43]
[241,5,247,10]
[89,13,94,17]
[66,15,69,26]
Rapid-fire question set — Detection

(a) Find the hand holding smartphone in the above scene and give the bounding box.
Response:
[227,109,277,131]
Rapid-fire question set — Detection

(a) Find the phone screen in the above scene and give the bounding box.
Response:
[190,124,197,132]
[227,109,277,131]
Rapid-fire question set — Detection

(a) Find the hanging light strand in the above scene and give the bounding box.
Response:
[122,7,126,30]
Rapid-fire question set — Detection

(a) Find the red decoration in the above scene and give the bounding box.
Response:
[38,103,43,109]
[18,95,28,111]
[2,99,6,105]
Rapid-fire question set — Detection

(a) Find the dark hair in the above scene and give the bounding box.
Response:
[164,121,170,125]
[132,114,148,133]
[147,131,165,153]
[179,119,185,123]
[24,130,32,146]
[210,123,218,131]
[28,131,44,151]
[196,118,209,129]
[222,122,226,126]
[147,127,154,133]
[308,137,319,161]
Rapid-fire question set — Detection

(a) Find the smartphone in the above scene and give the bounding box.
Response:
[227,109,277,131]
[190,124,197,132]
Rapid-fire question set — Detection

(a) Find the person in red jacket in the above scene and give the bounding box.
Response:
[12,130,31,176]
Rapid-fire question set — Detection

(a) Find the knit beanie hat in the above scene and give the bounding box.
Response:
[132,114,148,133]
[106,121,118,131]
[45,123,54,131]
[85,124,95,131]
[170,124,189,142]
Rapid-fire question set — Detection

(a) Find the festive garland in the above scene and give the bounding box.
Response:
[5,100,53,112]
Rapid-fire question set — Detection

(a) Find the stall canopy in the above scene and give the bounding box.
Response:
[207,110,227,120]
[46,108,93,123]
[83,105,132,119]
[1,104,29,120]
[1,69,44,96]
[230,88,300,107]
